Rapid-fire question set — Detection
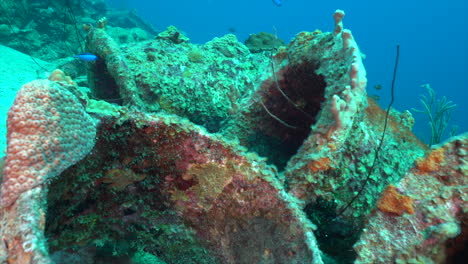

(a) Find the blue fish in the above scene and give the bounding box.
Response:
[73,52,98,62]
[272,0,282,6]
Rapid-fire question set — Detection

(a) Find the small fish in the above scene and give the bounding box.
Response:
[272,0,282,6]
[374,84,382,90]
[73,52,98,62]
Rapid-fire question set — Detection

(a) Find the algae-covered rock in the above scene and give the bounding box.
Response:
[41,111,322,263]
[355,133,467,263]
[157,25,189,44]
[244,32,286,53]
[205,34,250,58]
[87,25,266,132]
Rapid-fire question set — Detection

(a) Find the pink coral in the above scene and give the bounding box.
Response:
[1,79,96,207]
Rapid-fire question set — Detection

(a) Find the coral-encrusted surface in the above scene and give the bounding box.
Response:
[355,134,467,263]
[86,24,269,133]
[1,80,96,207]
[286,97,430,262]
[1,9,466,264]
[44,110,322,264]
[0,78,96,264]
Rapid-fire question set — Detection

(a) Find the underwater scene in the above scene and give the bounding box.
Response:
[0,0,467,263]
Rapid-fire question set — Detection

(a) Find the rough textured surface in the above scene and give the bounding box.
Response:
[0,78,97,263]
[354,133,467,263]
[86,24,269,132]
[42,110,323,264]
[0,9,466,264]
[0,185,50,264]
[84,21,145,108]
[0,0,155,153]
[244,32,286,53]
[1,79,96,207]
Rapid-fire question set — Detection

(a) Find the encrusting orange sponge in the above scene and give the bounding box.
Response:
[308,157,332,173]
[377,184,414,216]
[415,148,445,174]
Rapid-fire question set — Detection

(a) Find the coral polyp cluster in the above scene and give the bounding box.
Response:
[1,79,96,207]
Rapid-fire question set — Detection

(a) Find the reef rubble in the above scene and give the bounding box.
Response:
[0,9,466,264]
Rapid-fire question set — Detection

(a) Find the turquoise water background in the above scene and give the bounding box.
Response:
[107,0,468,144]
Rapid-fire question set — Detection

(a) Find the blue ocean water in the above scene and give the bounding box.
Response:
[107,0,468,144]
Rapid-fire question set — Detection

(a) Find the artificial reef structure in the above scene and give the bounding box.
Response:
[0,10,466,264]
